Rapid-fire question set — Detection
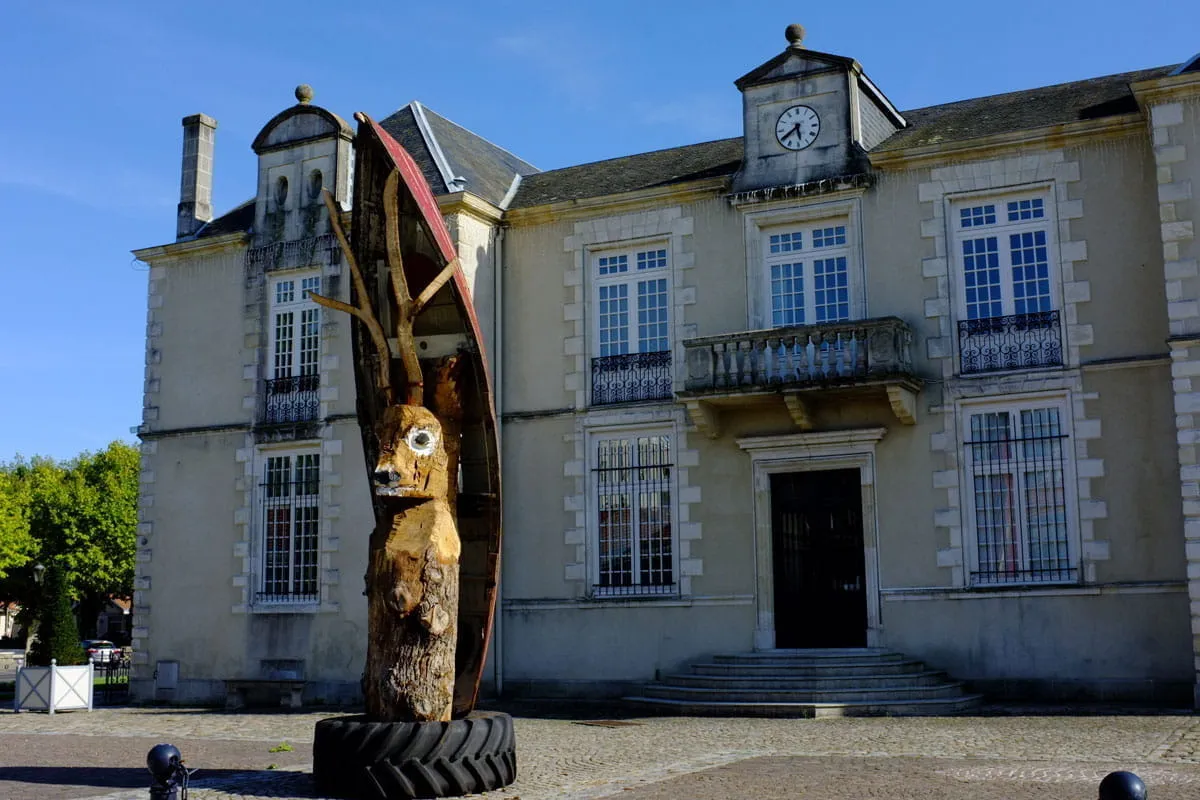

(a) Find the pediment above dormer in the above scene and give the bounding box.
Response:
[735,47,858,91]
[252,87,353,155]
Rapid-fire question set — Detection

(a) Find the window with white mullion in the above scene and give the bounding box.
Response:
[764,221,850,327]
[272,311,295,379]
[590,246,673,406]
[593,247,670,357]
[299,308,320,376]
[954,191,1062,374]
[955,194,1054,321]
[268,272,322,379]
[597,284,630,357]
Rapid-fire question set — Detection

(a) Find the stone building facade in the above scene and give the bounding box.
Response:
[132,27,1200,707]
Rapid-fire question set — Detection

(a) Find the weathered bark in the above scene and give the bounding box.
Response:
[310,170,470,724]
[362,401,463,722]
[366,498,460,721]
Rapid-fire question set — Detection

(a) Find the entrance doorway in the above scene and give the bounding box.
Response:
[771,468,867,648]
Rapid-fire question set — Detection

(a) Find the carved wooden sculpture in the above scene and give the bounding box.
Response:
[310,183,462,722]
[309,112,512,800]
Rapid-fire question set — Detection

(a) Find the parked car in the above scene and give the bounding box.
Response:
[80,640,120,663]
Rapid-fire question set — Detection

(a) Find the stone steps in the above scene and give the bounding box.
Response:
[660,670,952,690]
[623,694,984,718]
[624,648,982,717]
[691,659,927,677]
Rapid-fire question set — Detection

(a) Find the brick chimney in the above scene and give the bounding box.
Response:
[177,113,217,239]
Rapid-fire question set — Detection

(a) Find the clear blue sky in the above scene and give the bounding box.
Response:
[1,1,1196,461]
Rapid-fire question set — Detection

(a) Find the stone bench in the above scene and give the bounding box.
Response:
[224,679,305,709]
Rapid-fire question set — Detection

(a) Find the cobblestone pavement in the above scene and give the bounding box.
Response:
[0,705,1197,800]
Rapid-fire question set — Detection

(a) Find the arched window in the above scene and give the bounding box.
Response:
[308,170,323,202]
[274,176,289,207]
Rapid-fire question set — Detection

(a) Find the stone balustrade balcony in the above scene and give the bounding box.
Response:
[679,317,922,437]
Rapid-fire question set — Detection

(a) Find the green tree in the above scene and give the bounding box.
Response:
[0,442,139,640]
[66,442,140,636]
[27,565,85,666]
[0,465,35,579]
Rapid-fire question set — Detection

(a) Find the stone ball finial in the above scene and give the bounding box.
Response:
[295,84,314,104]
[785,23,806,48]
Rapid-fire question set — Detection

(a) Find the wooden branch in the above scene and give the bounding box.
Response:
[413,258,460,315]
[382,172,412,308]
[382,171,426,406]
[319,189,393,398]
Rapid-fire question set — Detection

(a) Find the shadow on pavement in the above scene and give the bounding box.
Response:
[0,766,324,798]
[0,765,239,788]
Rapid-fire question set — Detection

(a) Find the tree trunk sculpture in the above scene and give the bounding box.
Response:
[309,182,463,722]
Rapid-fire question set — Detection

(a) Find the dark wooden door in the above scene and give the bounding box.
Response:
[771,468,867,648]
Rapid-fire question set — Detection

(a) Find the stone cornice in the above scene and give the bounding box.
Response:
[1131,71,1200,106]
[737,426,889,454]
[132,231,247,264]
[503,177,729,227]
[436,190,504,224]
[869,114,1147,171]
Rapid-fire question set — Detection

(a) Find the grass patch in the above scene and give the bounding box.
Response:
[268,742,295,753]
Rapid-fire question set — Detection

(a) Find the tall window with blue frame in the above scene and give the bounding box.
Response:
[953,192,1062,374]
[591,246,672,405]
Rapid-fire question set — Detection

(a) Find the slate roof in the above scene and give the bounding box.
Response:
[195,199,254,239]
[186,62,1182,232]
[507,138,744,209]
[874,65,1176,152]
[378,103,538,207]
[505,64,1179,207]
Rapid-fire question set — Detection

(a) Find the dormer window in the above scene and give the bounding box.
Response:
[307,170,323,202]
[274,176,289,208]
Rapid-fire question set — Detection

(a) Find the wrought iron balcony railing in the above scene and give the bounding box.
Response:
[957,310,1062,375]
[592,582,678,598]
[263,374,321,424]
[245,233,340,272]
[591,351,672,405]
[682,317,914,393]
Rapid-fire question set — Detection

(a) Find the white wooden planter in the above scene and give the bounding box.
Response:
[13,660,93,713]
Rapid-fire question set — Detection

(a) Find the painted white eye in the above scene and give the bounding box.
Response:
[405,427,438,456]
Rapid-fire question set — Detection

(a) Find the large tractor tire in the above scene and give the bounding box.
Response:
[313,711,516,799]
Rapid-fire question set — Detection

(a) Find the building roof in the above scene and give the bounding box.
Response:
[874,65,1176,152]
[191,62,1181,231]
[195,199,254,240]
[507,138,744,209]
[506,64,1177,207]
[378,103,538,207]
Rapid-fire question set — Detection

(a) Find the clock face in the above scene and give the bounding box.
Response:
[776,105,820,151]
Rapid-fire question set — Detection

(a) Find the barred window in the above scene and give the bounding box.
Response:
[592,432,675,596]
[963,402,1075,585]
[259,452,321,603]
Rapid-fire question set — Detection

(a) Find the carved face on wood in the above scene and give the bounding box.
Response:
[373,405,448,500]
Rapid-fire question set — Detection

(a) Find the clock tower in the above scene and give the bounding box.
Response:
[732,25,905,194]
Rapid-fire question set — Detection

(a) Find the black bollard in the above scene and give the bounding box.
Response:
[1099,770,1147,800]
[146,743,186,800]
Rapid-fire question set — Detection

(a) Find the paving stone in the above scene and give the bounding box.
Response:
[0,706,1196,800]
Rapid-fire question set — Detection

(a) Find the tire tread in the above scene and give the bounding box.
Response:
[314,711,516,799]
